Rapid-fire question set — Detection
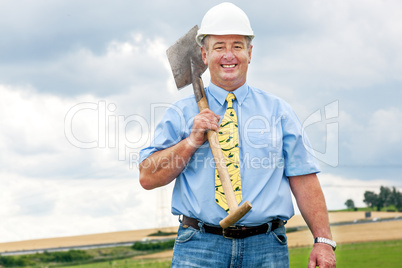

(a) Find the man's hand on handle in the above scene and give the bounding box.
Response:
[188,108,220,148]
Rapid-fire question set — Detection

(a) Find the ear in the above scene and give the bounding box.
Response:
[248,44,253,64]
[201,46,208,65]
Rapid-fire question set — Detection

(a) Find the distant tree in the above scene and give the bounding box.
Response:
[363,186,402,211]
[344,199,355,210]
[390,187,402,212]
[396,192,402,212]
[363,191,378,209]
[378,186,392,211]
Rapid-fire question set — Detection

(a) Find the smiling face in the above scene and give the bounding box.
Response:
[201,35,253,92]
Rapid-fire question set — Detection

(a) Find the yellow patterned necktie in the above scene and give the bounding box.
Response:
[215,93,242,213]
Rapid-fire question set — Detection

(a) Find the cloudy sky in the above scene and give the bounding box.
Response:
[1,0,401,243]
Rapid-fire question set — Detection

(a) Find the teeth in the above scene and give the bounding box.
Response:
[222,64,236,68]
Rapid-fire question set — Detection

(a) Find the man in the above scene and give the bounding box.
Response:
[140,2,336,267]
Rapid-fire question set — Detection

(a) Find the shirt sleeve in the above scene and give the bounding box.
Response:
[139,104,187,164]
[281,105,321,177]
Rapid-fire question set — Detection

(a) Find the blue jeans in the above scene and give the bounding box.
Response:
[171,221,289,268]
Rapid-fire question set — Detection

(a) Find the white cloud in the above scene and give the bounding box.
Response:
[250,0,402,101]
[339,107,402,165]
[0,26,181,175]
[49,33,170,96]
[292,172,401,215]
[0,172,177,242]
[0,27,172,98]
[369,108,402,144]
[0,84,103,178]
[317,173,401,210]
[0,81,177,243]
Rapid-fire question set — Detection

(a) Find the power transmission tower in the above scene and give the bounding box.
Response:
[156,187,170,230]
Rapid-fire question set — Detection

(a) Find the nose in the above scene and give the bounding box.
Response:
[223,49,235,61]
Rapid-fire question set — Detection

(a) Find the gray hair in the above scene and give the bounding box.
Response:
[201,35,252,51]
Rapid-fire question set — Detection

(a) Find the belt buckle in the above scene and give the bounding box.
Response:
[222,228,233,239]
[222,226,245,239]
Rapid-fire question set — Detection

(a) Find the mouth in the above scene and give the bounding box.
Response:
[221,64,237,68]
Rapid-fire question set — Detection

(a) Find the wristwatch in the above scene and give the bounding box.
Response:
[314,237,336,251]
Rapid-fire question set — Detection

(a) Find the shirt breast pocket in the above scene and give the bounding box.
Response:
[243,131,284,169]
[244,131,281,152]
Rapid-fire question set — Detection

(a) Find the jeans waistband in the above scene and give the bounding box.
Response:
[181,216,285,239]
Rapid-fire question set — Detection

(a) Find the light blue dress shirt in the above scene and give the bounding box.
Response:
[140,82,320,226]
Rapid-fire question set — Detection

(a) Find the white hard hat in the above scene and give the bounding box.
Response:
[196,2,254,46]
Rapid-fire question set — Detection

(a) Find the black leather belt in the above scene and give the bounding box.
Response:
[182,216,285,239]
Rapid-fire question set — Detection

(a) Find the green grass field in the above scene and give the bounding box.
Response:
[62,240,401,268]
[289,240,402,267]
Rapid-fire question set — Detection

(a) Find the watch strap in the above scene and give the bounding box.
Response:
[314,237,336,251]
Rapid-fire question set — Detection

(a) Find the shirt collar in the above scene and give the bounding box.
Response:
[207,82,249,106]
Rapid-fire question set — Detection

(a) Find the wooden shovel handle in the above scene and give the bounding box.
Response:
[195,77,240,213]
[219,201,252,229]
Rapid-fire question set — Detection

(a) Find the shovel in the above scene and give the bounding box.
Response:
[166,25,252,229]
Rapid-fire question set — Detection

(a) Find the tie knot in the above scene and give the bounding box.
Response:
[226,93,236,108]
